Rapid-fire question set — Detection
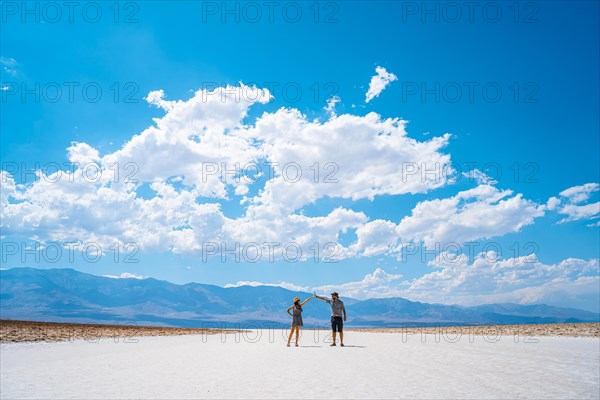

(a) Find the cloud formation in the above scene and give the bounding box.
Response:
[225,254,599,312]
[365,66,398,103]
[396,185,545,248]
[1,83,452,260]
[1,79,596,268]
[406,253,599,311]
[547,183,600,225]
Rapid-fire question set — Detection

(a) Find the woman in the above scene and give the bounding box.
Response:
[286,295,313,347]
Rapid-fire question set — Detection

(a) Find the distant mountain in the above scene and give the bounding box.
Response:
[1,268,598,327]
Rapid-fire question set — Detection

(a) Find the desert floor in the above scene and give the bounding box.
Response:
[1,324,599,399]
[0,319,240,343]
[347,322,600,337]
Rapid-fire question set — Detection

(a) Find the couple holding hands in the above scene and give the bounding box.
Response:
[286,291,347,347]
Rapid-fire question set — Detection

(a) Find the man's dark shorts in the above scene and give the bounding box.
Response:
[331,316,343,332]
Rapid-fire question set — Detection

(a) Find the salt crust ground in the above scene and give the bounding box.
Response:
[1,330,598,399]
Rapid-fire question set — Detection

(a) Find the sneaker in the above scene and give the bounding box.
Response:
[340,343,345,347]
[295,343,299,347]
[287,343,290,347]
[330,343,336,346]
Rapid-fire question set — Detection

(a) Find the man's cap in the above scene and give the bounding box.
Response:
[331,292,339,297]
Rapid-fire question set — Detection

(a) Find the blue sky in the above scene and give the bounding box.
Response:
[1,1,599,311]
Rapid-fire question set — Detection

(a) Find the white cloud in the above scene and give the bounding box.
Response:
[558,202,600,224]
[103,272,146,279]
[144,89,174,111]
[350,220,400,257]
[395,185,544,248]
[248,109,452,211]
[313,267,403,299]
[0,171,19,207]
[559,183,599,203]
[104,84,272,200]
[348,184,545,257]
[548,183,600,224]
[226,268,405,300]
[223,206,368,261]
[546,196,561,211]
[67,142,101,166]
[462,169,498,185]
[312,255,599,310]
[1,82,452,260]
[324,96,340,117]
[2,79,592,268]
[404,253,599,311]
[365,66,397,103]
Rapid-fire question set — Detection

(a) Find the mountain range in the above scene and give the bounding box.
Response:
[1,267,598,327]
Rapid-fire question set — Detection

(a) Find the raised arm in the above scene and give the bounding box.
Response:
[300,296,314,306]
[313,292,330,303]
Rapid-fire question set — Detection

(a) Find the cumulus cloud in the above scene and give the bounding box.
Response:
[324,96,340,117]
[309,255,599,310]
[404,253,599,311]
[365,66,397,103]
[104,84,272,200]
[313,267,403,299]
[1,82,452,260]
[67,142,101,166]
[248,109,452,212]
[144,89,174,111]
[545,196,561,211]
[0,171,19,207]
[348,184,544,256]
[2,79,591,267]
[226,268,404,300]
[350,220,400,257]
[397,185,544,248]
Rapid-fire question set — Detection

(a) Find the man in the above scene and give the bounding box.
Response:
[314,291,347,346]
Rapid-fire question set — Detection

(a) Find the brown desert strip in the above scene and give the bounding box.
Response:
[0,319,242,343]
[347,322,600,338]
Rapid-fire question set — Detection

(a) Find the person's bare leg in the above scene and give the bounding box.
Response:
[287,326,294,346]
[295,326,300,346]
[340,331,344,346]
[332,331,337,345]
